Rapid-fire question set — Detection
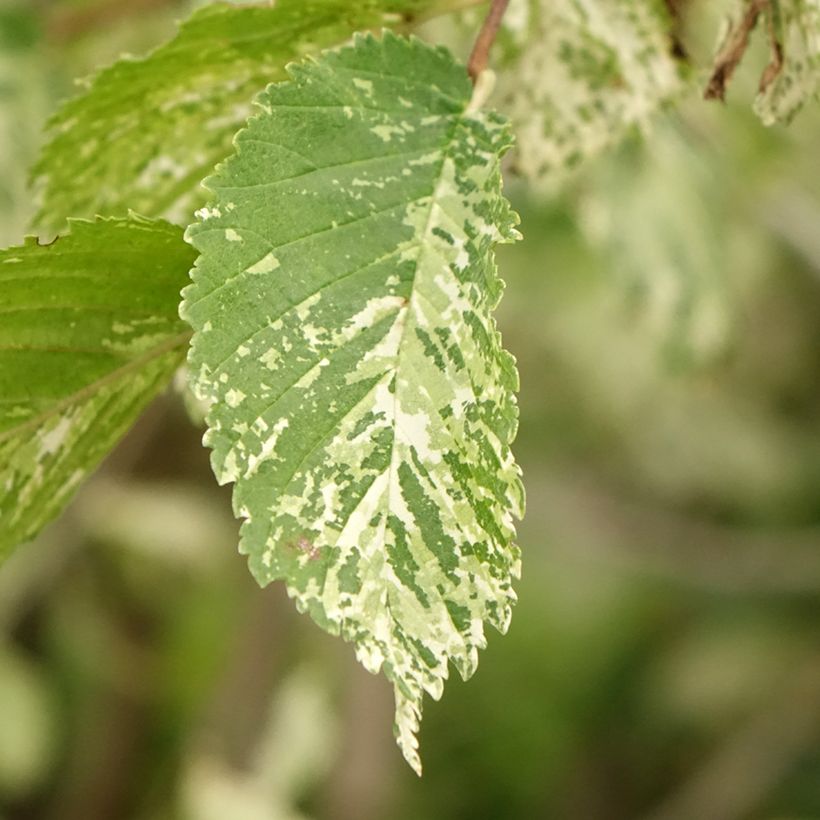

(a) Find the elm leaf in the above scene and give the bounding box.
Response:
[182,32,523,774]
[496,0,684,190]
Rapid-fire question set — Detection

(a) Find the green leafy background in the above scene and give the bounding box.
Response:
[3,0,820,818]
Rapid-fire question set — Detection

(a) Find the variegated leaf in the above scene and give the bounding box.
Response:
[495,0,684,190]
[30,0,482,233]
[0,217,195,559]
[182,32,523,774]
[756,0,820,123]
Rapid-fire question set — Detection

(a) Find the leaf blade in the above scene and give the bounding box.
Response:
[0,217,195,559]
[494,0,685,189]
[182,32,523,773]
[755,0,820,124]
[31,0,482,232]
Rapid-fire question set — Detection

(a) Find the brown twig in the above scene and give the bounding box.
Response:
[704,0,768,101]
[467,0,511,84]
[758,5,784,92]
[663,0,690,60]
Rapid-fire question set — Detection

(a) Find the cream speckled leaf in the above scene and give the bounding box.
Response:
[579,120,733,364]
[755,0,820,124]
[494,0,684,190]
[0,217,195,559]
[182,32,523,774]
[31,0,481,233]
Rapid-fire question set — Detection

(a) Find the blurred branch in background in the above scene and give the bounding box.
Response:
[644,656,820,820]
[527,469,820,595]
[0,521,83,635]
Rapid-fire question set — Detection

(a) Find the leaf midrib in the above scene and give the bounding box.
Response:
[370,108,466,552]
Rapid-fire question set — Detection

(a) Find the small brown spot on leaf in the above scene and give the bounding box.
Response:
[296,534,320,560]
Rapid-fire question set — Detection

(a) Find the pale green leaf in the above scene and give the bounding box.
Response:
[755,0,820,124]
[182,32,523,774]
[579,119,733,363]
[493,0,685,190]
[31,0,481,232]
[0,216,195,559]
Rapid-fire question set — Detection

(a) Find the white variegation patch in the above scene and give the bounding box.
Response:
[182,32,523,774]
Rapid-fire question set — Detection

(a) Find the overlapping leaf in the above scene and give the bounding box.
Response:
[182,32,523,773]
[706,0,820,123]
[756,0,820,123]
[31,0,481,232]
[493,0,685,189]
[0,217,195,558]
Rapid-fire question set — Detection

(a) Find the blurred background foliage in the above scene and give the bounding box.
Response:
[2,1,820,818]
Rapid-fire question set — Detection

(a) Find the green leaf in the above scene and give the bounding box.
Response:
[755,0,820,124]
[0,5,48,246]
[31,0,481,233]
[0,216,195,559]
[182,32,523,774]
[493,0,685,190]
